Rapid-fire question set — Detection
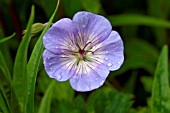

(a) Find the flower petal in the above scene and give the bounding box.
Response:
[69,62,109,92]
[43,18,78,54]
[72,11,112,46]
[43,49,77,81]
[93,31,124,71]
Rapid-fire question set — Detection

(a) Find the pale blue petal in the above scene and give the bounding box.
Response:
[43,50,76,81]
[94,31,124,71]
[69,62,109,92]
[43,18,78,54]
[72,11,112,46]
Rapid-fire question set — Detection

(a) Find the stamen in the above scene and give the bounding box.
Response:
[82,42,92,50]
[86,50,94,55]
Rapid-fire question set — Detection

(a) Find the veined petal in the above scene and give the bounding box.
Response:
[72,11,112,47]
[43,50,77,81]
[69,62,109,92]
[43,18,78,54]
[42,11,124,92]
[93,31,124,71]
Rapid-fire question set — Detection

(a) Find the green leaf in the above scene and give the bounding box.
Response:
[34,0,58,18]
[12,6,34,113]
[108,14,170,28]
[82,0,101,13]
[62,0,82,17]
[37,70,74,102]
[104,91,133,113]
[86,87,112,113]
[0,86,10,113]
[52,81,74,102]
[0,42,13,74]
[74,95,86,113]
[115,38,159,75]
[151,45,170,113]
[51,100,75,113]
[0,33,15,44]
[147,0,168,47]
[123,71,137,93]
[86,87,133,113]
[25,1,60,113]
[38,80,56,113]
[0,33,15,73]
[0,51,11,83]
[140,76,153,93]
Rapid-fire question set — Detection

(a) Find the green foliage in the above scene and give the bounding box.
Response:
[1,0,170,113]
[140,76,153,93]
[62,0,82,17]
[12,6,35,113]
[0,33,15,44]
[25,1,60,113]
[0,86,10,113]
[151,45,170,113]
[116,38,159,75]
[38,80,56,113]
[34,0,58,18]
[0,51,11,84]
[123,72,137,93]
[82,0,101,13]
[108,14,170,27]
[87,87,133,113]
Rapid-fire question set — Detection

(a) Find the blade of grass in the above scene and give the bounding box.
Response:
[147,0,168,47]
[0,51,12,84]
[25,1,60,113]
[0,43,13,74]
[0,33,15,44]
[108,14,170,28]
[38,80,56,113]
[0,86,11,113]
[12,6,34,113]
[151,45,170,113]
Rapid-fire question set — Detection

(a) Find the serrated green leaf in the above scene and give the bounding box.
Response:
[151,45,170,113]
[0,51,11,84]
[25,1,60,113]
[38,80,55,113]
[87,87,133,113]
[108,14,170,28]
[104,91,133,113]
[12,6,34,113]
[0,86,10,113]
[86,87,113,113]
[0,33,15,44]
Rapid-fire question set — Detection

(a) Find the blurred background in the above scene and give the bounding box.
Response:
[0,0,170,113]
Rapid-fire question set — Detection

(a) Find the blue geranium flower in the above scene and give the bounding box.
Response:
[42,11,124,92]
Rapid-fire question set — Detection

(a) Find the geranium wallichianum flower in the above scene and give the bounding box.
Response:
[43,11,124,92]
